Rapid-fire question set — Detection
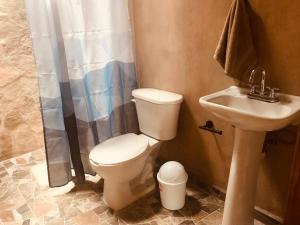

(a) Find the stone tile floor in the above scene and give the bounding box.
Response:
[0,149,267,225]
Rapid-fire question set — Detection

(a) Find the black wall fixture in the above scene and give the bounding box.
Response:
[199,120,223,135]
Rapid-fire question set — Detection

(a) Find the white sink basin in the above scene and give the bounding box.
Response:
[199,86,300,225]
[199,86,300,131]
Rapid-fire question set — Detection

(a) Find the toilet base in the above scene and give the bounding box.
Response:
[103,175,156,210]
[99,134,161,211]
[102,146,159,211]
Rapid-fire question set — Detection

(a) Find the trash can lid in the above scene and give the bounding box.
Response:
[158,161,188,183]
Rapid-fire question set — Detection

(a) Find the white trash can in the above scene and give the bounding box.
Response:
[157,161,188,210]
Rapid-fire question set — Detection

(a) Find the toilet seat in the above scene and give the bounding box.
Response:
[89,133,149,166]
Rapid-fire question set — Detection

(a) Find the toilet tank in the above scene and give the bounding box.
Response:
[132,88,183,140]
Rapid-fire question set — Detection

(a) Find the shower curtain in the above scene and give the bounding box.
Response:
[25,0,139,187]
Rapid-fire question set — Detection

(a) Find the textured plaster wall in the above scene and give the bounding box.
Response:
[0,0,44,160]
[131,0,299,219]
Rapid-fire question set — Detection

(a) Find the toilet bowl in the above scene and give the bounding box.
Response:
[89,88,183,210]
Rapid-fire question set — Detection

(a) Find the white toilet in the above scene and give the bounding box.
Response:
[89,88,183,210]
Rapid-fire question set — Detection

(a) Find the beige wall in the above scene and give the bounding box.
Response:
[0,0,44,160]
[131,0,300,219]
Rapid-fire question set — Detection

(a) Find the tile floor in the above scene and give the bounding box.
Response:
[0,149,267,225]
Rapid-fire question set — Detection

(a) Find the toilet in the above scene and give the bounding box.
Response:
[89,88,183,210]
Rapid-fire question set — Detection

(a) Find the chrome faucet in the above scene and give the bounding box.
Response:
[249,67,266,96]
[247,67,279,103]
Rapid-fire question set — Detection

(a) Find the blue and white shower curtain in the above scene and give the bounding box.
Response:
[25,0,139,187]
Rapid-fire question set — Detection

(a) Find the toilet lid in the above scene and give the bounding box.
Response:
[132,88,183,105]
[89,133,149,165]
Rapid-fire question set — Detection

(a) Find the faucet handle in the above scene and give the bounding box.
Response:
[266,86,271,91]
[266,87,280,98]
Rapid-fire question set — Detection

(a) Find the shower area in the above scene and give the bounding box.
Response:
[24,0,139,187]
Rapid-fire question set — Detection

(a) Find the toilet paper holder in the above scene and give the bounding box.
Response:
[199,120,223,135]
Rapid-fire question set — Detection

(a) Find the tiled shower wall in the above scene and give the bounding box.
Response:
[0,0,44,160]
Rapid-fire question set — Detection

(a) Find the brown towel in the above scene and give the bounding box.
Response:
[214,0,257,81]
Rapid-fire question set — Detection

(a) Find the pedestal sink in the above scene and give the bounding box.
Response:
[199,86,300,225]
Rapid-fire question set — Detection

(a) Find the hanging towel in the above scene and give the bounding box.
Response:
[214,0,257,81]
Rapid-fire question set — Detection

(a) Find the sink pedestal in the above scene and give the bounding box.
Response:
[222,128,266,225]
[199,85,300,224]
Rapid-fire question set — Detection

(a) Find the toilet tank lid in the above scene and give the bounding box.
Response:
[132,88,183,105]
[89,133,148,165]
